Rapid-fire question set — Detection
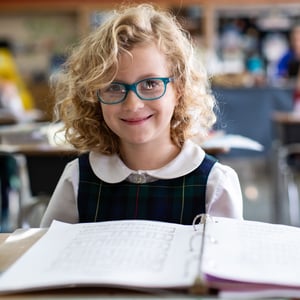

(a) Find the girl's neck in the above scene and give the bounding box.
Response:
[120,141,181,171]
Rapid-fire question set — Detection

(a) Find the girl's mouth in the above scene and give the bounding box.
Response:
[121,115,153,124]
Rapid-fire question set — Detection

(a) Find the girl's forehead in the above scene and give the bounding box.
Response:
[117,44,170,74]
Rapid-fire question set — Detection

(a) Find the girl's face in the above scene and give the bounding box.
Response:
[100,43,178,150]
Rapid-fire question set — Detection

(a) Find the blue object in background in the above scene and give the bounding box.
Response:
[213,86,294,158]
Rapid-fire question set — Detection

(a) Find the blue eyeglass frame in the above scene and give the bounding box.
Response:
[97,77,174,105]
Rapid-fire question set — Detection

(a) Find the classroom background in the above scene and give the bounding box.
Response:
[0,0,300,232]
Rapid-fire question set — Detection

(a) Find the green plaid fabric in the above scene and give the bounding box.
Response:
[77,153,217,225]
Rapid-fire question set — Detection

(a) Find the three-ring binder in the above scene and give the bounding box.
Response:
[189,213,217,295]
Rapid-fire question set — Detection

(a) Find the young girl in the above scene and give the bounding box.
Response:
[40,4,243,227]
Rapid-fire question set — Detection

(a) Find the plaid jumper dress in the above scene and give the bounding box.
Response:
[77,153,217,225]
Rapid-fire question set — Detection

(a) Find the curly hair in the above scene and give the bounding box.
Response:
[53,3,216,154]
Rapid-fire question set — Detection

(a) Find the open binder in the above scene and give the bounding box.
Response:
[1,215,300,298]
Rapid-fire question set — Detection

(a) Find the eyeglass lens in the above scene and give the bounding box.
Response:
[99,78,168,104]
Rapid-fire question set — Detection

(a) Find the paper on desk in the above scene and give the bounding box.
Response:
[0,220,198,293]
[201,134,264,151]
[201,217,300,297]
[0,121,49,144]
[41,121,68,146]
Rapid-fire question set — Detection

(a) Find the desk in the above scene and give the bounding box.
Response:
[0,121,49,145]
[0,233,9,245]
[0,229,45,272]
[0,116,16,126]
[0,143,78,157]
[0,230,203,300]
[0,109,48,126]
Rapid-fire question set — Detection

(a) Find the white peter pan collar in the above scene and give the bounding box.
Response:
[89,139,206,183]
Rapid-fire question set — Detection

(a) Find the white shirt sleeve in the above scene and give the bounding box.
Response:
[206,162,243,220]
[40,159,79,227]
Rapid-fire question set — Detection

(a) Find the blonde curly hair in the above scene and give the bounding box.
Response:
[53,3,216,154]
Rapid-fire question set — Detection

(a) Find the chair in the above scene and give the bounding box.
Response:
[272,112,300,226]
[0,153,20,232]
[0,144,78,229]
[277,143,300,226]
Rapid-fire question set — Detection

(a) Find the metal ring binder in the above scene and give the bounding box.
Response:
[192,213,216,231]
[189,214,217,295]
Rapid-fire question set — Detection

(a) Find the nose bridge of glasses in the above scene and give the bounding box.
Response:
[124,82,140,98]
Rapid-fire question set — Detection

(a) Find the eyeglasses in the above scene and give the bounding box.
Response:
[97,77,174,105]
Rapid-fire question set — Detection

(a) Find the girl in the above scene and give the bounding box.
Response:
[40,3,243,227]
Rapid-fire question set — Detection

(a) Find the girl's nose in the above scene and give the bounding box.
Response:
[122,91,145,111]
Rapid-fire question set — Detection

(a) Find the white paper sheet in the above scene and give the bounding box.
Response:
[203,217,300,287]
[0,220,199,293]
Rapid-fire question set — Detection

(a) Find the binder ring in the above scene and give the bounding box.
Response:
[192,214,216,231]
[192,214,204,231]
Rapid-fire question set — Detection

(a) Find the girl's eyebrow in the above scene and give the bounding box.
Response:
[113,74,167,83]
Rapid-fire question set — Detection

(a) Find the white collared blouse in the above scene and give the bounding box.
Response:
[40,140,243,227]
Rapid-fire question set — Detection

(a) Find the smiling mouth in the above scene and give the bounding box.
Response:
[121,115,153,124]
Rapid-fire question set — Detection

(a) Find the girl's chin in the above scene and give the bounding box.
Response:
[121,135,154,146]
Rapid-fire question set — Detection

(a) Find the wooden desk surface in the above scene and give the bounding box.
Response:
[0,229,46,273]
[0,143,78,157]
[0,117,17,126]
[0,233,9,245]
[0,109,48,126]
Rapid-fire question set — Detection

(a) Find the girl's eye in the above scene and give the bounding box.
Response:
[106,84,125,93]
[141,79,161,90]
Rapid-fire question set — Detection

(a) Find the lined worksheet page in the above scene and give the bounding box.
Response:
[0,220,200,293]
[203,217,300,287]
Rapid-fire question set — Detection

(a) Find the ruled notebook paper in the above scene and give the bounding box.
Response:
[1,216,300,298]
[0,220,201,293]
[202,217,300,292]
